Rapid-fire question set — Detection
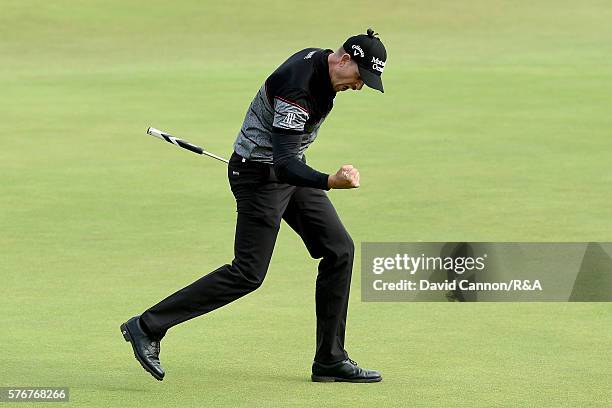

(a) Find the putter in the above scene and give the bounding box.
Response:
[146,127,229,164]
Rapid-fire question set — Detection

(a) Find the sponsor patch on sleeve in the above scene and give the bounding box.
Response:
[273,97,310,132]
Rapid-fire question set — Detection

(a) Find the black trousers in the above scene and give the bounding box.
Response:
[140,152,354,363]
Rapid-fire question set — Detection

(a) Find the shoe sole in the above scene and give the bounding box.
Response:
[120,323,164,381]
[311,375,382,383]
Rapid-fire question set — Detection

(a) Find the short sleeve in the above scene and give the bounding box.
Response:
[272,89,311,132]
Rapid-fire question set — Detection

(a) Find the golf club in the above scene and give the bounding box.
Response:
[146,127,229,164]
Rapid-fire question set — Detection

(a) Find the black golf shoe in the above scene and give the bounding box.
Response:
[312,358,382,383]
[120,316,165,381]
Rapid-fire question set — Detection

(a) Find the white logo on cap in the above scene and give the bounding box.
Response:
[351,44,364,58]
[371,57,385,73]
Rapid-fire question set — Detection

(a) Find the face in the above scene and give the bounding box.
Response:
[331,55,364,92]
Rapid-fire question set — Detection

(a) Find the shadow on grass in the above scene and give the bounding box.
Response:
[83,385,152,393]
[179,366,311,385]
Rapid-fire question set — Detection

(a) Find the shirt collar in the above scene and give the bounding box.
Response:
[313,48,336,99]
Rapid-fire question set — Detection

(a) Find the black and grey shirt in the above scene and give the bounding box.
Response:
[233,48,337,190]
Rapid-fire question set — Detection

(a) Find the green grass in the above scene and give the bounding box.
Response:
[1,1,611,406]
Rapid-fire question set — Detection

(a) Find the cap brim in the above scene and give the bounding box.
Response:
[358,66,384,93]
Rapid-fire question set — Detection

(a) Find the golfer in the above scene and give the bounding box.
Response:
[121,28,387,383]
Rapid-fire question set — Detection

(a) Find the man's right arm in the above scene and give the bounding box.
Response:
[270,90,360,190]
[271,130,361,190]
[271,130,330,190]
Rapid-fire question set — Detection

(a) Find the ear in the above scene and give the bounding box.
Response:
[340,53,352,67]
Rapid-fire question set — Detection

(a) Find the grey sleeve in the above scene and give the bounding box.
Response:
[272,96,310,132]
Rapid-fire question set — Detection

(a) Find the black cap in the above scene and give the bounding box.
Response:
[342,28,387,93]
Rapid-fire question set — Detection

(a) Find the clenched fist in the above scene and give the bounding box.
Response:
[328,165,360,189]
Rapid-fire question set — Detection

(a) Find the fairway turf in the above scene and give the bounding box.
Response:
[1,1,611,406]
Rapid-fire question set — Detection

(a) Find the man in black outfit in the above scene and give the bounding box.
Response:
[121,28,387,383]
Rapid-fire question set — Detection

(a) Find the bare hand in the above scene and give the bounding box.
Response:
[328,165,360,189]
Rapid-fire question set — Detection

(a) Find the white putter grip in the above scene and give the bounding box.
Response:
[147,127,164,140]
[146,127,204,155]
[145,126,228,162]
